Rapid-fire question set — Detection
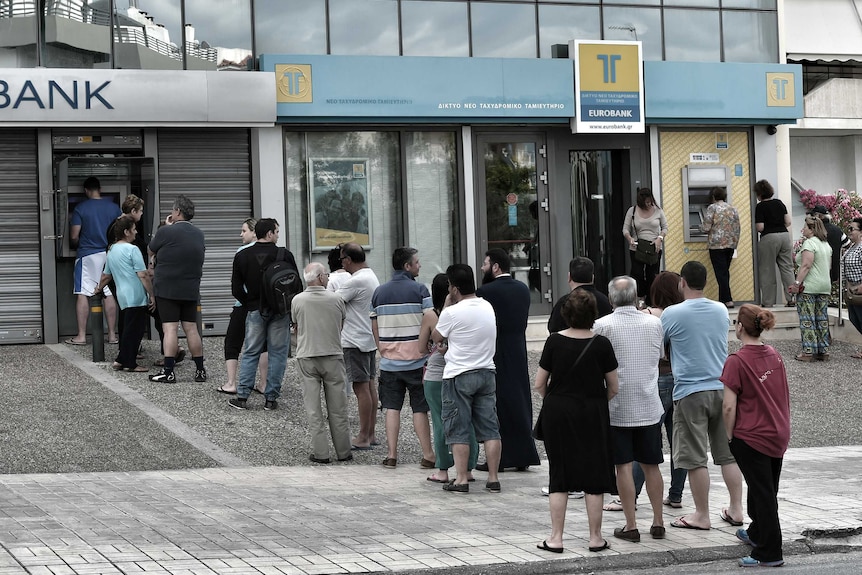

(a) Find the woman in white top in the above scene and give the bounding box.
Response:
[622,188,668,306]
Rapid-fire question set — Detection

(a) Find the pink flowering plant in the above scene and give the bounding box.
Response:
[799,188,862,231]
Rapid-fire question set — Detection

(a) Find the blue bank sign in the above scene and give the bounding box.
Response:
[261,54,575,122]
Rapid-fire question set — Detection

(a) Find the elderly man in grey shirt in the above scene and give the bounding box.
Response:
[592,275,666,543]
[292,262,351,464]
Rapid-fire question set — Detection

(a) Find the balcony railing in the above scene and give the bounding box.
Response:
[0,0,111,26]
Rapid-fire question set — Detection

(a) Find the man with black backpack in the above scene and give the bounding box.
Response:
[228,218,301,411]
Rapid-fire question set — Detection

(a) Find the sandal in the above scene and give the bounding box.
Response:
[851,351,862,359]
[603,498,633,512]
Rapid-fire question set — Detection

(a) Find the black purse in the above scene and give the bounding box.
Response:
[533,336,597,441]
[631,212,662,266]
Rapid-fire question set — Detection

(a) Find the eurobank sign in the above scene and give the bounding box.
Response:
[260,54,575,122]
[0,69,275,126]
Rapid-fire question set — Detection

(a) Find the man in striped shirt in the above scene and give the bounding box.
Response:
[371,247,435,470]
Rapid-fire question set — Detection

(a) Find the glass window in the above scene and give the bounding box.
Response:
[0,0,38,64]
[602,7,661,61]
[722,0,776,8]
[254,0,326,55]
[664,0,718,6]
[43,0,113,68]
[538,5,600,58]
[471,2,537,58]
[664,9,720,62]
[284,131,402,277]
[722,10,778,63]
[405,132,460,278]
[402,1,468,57]
[184,0,252,70]
[329,0,399,56]
[603,0,659,5]
[114,0,183,70]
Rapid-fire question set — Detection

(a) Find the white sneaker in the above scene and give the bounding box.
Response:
[541,486,585,499]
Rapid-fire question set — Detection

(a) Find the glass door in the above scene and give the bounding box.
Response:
[477,135,551,314]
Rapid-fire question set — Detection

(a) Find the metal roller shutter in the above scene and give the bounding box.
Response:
[0,130,42,343]
[157,129,252,336]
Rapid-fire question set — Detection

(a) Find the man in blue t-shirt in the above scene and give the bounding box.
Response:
[67,177,121,345]
[661,261,743,531]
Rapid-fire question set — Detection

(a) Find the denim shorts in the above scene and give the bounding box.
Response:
[673,389,735,469]
[379,368,428,413]
[441,369,501,444]
[343,348,376,383]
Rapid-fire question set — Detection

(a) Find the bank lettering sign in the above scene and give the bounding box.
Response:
[572,40,644,134]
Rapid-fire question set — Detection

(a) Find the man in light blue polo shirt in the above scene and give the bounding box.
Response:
[661,261,743,531]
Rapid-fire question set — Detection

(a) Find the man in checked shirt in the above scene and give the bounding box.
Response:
[592,275,666,544]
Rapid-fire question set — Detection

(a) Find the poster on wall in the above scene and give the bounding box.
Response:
[308,158,371,251]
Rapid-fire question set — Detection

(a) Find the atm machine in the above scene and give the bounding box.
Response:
[51,132,156,337]
[681,164,731,242]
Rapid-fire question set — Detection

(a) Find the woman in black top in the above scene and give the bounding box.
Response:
[753,180,795,307]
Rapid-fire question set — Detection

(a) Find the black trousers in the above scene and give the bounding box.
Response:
[629,249,661,305]
[709,248,735,304]
[116,306,147,369]
[730,437,784,562]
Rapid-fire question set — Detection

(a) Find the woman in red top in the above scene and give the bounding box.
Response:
[721,304,791,568]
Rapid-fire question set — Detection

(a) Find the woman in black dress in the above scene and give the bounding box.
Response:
[533,290,619,554]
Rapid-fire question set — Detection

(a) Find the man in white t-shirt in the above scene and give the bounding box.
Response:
[433,263,501,494]
[336,242,381,449]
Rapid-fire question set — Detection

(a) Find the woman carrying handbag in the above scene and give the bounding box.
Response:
[622,188,667,306]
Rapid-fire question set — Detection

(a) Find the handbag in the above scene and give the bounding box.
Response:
[533,336,597,441]
[630,212,662,266]
[846,285,862,306]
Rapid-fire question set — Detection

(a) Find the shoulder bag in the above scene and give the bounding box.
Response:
[631,212,661,266]
[532,335,597,441]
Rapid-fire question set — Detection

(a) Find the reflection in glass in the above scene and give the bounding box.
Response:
[255,0,326,55]
[114,0,183,70]
[722,0,776,8]
[402,1,468,57]
[284,131,401,278]
[722,10,778,63]
[42,0,113,68]
[538,5,600,58]
[405,132,460,279]
[603,7,662,61]
[0,0,38,66]
[330,0,399,56]
[471,2,537,58]
[482,142,542,302]
[184,0,252,71]
[664,0,718,6]
[664,9,720,62]
[602,0,660,5]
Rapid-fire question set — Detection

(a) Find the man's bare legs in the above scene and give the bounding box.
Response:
[385,408,401,461]
[181,320,203,357]
[642,464,665,528]
[413,411,435,463]
[72,295,90,343]
[352,380,374,447]
[677,466,712,529]
[615,462,639,530]
[161,322,179,358]
[453,438,499,486]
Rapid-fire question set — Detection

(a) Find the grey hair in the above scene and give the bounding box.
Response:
[303,261,326,284]
[172,194,195,220]
[608,275,639,307]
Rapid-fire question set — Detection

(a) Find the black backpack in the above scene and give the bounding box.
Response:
[259,248,302,316]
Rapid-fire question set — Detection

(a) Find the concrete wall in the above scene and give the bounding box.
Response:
[790,135,858,193]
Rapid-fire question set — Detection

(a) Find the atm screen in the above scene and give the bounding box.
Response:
[689,210,704,230]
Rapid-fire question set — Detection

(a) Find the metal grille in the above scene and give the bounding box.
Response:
[0,130,42,343]
[156,129,253,336]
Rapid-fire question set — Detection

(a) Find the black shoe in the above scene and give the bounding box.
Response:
[228,397,247,410]
[309,455,331,464]
[149,370,176,384]
[442,481,469,493]
[485,481,501,493]
[194,369,207,383]
[264,400,278,411]
[337,454,354,462]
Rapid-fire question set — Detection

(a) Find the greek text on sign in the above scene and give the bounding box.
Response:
[572,40,644,134]
[690,153,720,163]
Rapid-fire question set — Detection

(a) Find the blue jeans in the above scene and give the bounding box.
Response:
[633,373,688,501]
[237,310,290,400]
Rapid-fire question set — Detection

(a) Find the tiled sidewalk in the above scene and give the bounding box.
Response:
[1,446,861,575]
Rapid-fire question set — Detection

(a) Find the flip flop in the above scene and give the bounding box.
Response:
[536,540,563,554]
[588,540,610,553]
[216,387,236,395]
[671,517,710,530]
[65,339,87,346]
[426,475,449,483]
[111,362,123,370]
[720,509,743,526]
[106,339,119,345]
[351,444,373,451]
[851,351,862,359]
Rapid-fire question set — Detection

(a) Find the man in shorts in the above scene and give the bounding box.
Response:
[336,243,380,449]
[593,276,665,541]
[433,263,501,494]
[371,247,435,469]
[148,195,206,384]
[661,261,744,530]
[68,176,121,345]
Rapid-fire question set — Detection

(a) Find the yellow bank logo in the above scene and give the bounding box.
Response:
[766,73,794,107]
[276,64,312,103]
[578,43,641,92]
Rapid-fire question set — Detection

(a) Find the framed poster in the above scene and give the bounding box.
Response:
[308,158,371,251]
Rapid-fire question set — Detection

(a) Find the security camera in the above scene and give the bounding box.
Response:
[766,125,777,135]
